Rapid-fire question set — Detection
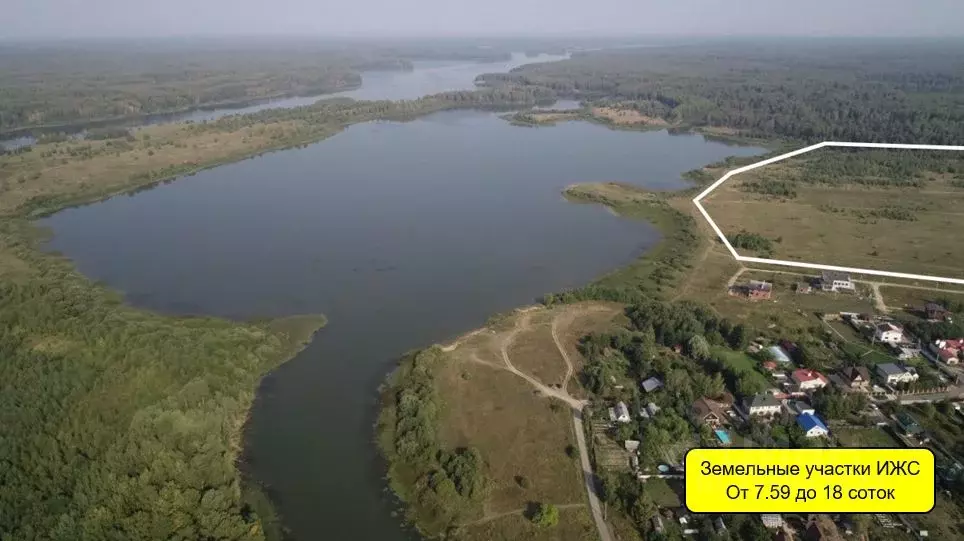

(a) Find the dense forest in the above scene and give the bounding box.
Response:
[478,39,964,144]
[0,216,325,540]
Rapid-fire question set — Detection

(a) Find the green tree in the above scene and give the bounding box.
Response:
[687,334,711,361]
[530,503,559,528]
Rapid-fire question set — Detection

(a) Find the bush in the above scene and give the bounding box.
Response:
[530,503,559,528]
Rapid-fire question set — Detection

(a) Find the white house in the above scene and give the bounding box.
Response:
[744,393,783,416]
[820,270,855,292]
[874,322,904,344]
[615,402,632,423]
[791,369,828,391]
[877,363,919,385]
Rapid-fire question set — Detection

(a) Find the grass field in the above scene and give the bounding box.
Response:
[506,310,569,387]
[880,285,964,316]
[452,506,599,541]
[834,425,900,447]
[701,149,964,280]
[711,346,769,389]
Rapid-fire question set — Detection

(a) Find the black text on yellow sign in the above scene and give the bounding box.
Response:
[685,448,935,513]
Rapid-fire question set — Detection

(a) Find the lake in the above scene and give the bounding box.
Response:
[41,110,764,540]
[0,52,568,149]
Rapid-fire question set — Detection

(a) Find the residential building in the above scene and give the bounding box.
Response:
[624,440,640,452]
[744,393,783,417]
[819,270,855,292]
[839,366,871,391]
[641,376,664,393]
[877,363,919,385]
[925,302,953,322]
[761,514,784,529]
[895,411,923,436]
[615,402,631,423]
[787,400,815,416]
[692,397,732,427]
[797,413,829,438]
[931,339,964,365]
[874,322,904,344]
[746,280,772,300]
[792,369,828,391]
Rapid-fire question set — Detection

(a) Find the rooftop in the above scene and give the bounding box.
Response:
[822,270,851,282]
[792,369,827,383]
[797,413,828,432]
[747,393,782,409]
[877,363,907,376]
[768,345,793,363]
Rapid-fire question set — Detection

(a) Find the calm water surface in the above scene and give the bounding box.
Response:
[0,53,567,149]
[42,112,764,540]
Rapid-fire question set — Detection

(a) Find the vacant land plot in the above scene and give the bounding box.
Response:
[701,148,964,280]
[880,285,964,316]
[834,426,899,447]
[436,302,621,518]
[642,478,683,508]
[507,310,569,387]
[438,344,583,515]
[551,303,625,398]
[453,506,598,541]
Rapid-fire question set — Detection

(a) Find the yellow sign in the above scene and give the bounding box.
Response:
[685,448,935,513]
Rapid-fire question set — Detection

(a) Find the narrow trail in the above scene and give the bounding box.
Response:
[870,282,889,313]
[458,503,586,527]
[497,311,586,410]
[726,266,748,288]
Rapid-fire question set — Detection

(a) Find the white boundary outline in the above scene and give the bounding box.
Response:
[692,141,964,286]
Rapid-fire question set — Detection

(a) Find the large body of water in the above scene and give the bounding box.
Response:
[39,58,765,541]
[0,53,567,149]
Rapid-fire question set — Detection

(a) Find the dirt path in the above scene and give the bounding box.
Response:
[498,311,586,410]
[870,282,889,313]
[726,266,748,288]
[448,305,613,541]
[458,503,586,527]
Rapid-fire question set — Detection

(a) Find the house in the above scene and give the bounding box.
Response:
[797,413,829,438]
[744,393,783,417]
[761,514,784,529]
[641,376,664,393]
[647,402,661,417]
[792,369,828,391]
[895,411,923,436]
[877,363,919,385]
[746,280,772,300]
[925,302,953,322]
[891,345,921,361]
[768,345,793,364]
[931,339,964,365]
[787,400,815,416]
[624,440,640,452]
[692,397,732,427]
[819,270,855,292]
[874,322,904,344]
[615,402,632,423]
[839,366,871,391]
[652,515,664,534]
[796,282,813,294]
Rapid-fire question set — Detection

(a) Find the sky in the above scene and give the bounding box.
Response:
[4,0,964,40]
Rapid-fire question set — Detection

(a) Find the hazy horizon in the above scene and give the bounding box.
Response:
[5,0,964,41]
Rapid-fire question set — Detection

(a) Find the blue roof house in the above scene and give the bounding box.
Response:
[797,413,829,438]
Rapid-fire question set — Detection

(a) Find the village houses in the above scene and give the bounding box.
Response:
[791,369,828,391]
[744,393,783,417]
[876,363,919,386]
[819,270,855,293]
[691,396,735,427]
[874,322,904,344]
[797,413,829,438]
[837,366,871,392]
[931,339,964,365]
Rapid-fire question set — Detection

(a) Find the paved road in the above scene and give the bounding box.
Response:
[572,409,615,541]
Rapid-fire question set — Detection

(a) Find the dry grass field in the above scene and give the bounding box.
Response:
[434,302,620,534]
[701,150,964,280]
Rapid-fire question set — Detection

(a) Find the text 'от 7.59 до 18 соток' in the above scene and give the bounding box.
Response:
[685,448,935,513]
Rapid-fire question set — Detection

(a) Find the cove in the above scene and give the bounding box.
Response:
[40,111,765,540]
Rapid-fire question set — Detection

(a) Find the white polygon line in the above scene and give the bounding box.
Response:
[693,141,964,285]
